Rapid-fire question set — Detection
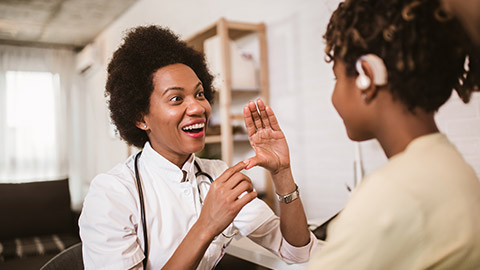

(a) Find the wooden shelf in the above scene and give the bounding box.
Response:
[186,20,265,52]
[205,134,249,144]
[186,17,273,209]
[231,88,260,92]
[230,114,244,121]
[205,135,222,144]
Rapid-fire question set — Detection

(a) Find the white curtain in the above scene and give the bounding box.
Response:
[0,45,75,183]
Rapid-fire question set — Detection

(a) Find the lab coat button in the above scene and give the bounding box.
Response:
[184,189,191,196]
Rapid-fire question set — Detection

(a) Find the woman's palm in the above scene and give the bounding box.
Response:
[243,99,290,173]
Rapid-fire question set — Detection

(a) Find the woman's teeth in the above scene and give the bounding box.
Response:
[182,123,205,132]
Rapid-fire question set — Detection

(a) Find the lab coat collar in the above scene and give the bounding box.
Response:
[141,141,196,183]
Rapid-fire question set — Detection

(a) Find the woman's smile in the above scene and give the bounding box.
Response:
[181,120,206,138]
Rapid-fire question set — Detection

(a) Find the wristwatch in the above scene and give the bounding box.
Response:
[276,184,299,204]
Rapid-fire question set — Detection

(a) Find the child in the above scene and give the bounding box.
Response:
[309,0,480,268]
[244,0,480,268]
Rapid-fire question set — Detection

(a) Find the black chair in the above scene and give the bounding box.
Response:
[40,242,83,270]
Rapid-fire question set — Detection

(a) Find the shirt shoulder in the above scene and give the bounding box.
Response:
[308,171,425,269]
[309,135,480,270]
[80,161,140,226]
[86,161,138,197]
[79,161,144,269]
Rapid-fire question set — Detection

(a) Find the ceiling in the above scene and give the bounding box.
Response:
[0,0,139,51]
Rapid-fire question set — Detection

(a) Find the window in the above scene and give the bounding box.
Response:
[0,71,66,182]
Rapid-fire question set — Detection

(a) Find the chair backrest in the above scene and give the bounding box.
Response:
[40,242,83,270]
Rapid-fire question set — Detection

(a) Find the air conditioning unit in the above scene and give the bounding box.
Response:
[76,44,100,74]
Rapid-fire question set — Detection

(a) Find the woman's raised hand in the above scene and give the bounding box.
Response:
[243,99,290,175]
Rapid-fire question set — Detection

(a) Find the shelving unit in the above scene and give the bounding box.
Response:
[186,18,274,208]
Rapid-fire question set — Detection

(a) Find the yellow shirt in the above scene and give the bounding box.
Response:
[308,133,480,270]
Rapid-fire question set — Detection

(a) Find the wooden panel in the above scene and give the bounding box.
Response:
[186,22,217,52]
[218,18,234,166]
[258,23,270,105]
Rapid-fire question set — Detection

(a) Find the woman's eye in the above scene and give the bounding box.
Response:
[196,91,205,98]
[170,96,182,102]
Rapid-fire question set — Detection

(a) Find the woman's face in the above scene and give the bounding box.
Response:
[141,63,211,166]
[331,60,373,141]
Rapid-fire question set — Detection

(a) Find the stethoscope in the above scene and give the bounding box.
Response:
[193,161,215,205]
[133,151,216,268]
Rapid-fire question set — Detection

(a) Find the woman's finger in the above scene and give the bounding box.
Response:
[243,106,256,137]
[216,161,247,183]
[266,105,281,131]
[256,99,271,129]
[248,100,264,129]
[233,190,258,209]
[243,156,259,170]
[230,180,254,201]
[223,171,252,190]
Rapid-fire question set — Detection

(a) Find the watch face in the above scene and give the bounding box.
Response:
[277,184,299,203]
[279,188,299,204]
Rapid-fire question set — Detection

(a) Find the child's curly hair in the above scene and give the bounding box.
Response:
[324,0,480,112]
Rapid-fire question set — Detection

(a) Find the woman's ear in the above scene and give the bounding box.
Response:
[136,117,149,131]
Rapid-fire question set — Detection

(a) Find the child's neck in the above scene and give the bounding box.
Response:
[376,106,439,158]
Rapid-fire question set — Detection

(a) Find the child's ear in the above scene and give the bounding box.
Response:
[355,60,372,90]
[358,61,378,103]
[356,54,388,103]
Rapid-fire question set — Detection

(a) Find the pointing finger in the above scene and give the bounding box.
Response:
[216,161,248,183]
[243,157,258,170]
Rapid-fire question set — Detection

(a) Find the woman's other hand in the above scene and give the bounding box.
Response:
[243,99,291,175]
[197,161,257,238]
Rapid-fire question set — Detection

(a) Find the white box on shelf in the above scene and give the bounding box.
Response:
[203,35,258,90]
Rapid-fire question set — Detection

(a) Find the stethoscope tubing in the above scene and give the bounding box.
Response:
[134,151,148,269]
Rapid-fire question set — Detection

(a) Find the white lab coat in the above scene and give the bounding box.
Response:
[79,142,316,269]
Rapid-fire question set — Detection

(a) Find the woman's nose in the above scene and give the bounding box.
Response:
[185,98,206,115]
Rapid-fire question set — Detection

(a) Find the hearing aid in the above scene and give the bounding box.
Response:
[355,54,388,90]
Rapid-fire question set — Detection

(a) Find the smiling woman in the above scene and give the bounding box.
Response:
[78,25,317,270]
[138,64,211,167]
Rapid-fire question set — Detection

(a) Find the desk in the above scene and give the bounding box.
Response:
[225,217,328,270]
[226,237,308,270]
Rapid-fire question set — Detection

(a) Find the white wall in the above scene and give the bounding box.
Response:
[76,0,480,220]
[436,92,480,177]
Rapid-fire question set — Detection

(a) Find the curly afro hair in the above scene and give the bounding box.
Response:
[324,0,480,112]
[106,25,215,148]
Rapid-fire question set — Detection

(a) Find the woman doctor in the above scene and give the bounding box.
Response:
[79,25,317,269]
